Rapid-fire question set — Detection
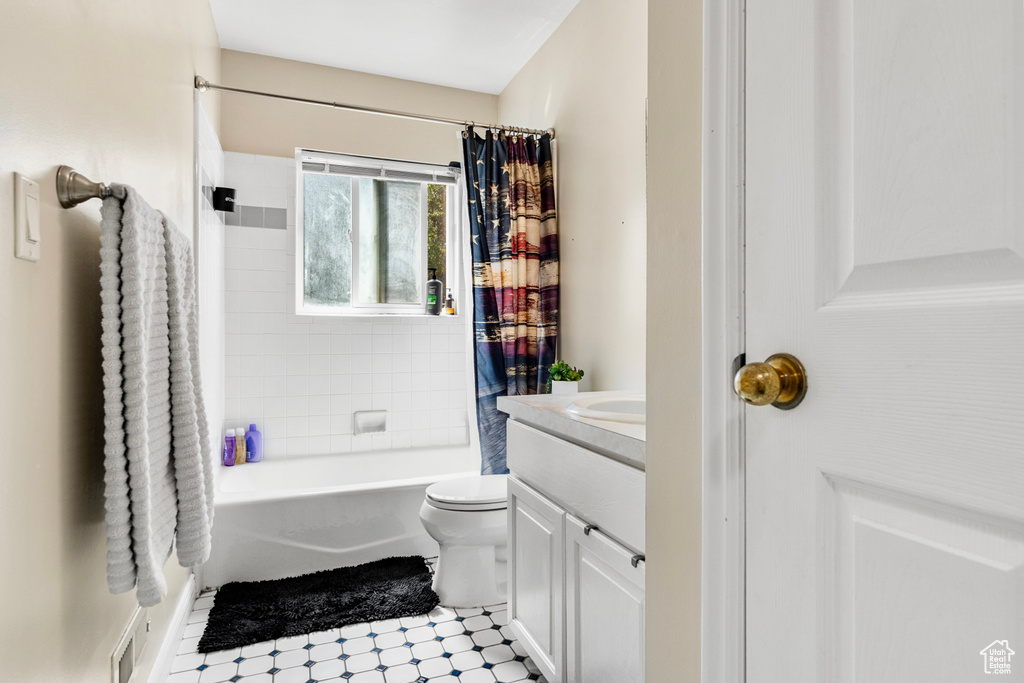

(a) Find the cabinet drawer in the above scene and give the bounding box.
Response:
[565,514,645,683]
[508,420,645,553]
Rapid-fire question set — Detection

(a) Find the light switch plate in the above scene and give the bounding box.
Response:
[14,172,40,262]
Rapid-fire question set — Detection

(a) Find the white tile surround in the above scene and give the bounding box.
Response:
[168,589,547,683]
[222,153,471,459]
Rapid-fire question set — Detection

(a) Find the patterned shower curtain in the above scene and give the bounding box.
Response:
[462,128,559,475]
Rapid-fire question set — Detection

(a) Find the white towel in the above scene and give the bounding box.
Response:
[164,219,214,566]
[100,185,214,607]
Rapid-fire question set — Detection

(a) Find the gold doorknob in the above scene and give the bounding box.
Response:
[734,353,807,410]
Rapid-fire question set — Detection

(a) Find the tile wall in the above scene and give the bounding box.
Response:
[222,152,471,459]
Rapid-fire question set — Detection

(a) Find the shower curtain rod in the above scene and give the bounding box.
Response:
[194,76,555,139]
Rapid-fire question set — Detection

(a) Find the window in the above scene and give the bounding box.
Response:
[296,149,459,314]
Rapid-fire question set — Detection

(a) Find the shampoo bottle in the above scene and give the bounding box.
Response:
[426,268,443,315]
[444,289,455,315]
[223,429,235,467]
[245,423,263,463]
[234,427,246,465]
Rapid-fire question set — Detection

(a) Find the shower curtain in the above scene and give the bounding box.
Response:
[462,128,558,475]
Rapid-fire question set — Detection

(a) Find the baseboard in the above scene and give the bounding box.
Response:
[147,573,198,683]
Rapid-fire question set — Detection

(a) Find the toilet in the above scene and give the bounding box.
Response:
[419,474,508,607]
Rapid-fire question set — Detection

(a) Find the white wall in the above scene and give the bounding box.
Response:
[220,153,472,459]
[0,2,220,681]
[646,0,704,680]
[220,49,498,166]
[497,0,648,392]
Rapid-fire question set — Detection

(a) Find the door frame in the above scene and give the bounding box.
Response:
[701,1,746,682]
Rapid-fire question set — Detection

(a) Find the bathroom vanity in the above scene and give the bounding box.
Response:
[498,393,646,683]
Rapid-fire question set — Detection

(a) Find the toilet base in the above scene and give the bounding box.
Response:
[433,544,507,608]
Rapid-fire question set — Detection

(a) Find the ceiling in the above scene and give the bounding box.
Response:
[209,0,581,95]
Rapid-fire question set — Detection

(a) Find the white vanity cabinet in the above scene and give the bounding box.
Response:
[505,418,645,683]
[565,515,645,683]
[508,476,565,682]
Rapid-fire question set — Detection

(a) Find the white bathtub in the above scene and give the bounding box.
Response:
[201,446,478,587]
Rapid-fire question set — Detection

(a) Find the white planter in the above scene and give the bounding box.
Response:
[551,380,579,395]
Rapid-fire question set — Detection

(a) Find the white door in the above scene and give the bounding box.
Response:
[565,515,645,683]
[745,1,1024,681]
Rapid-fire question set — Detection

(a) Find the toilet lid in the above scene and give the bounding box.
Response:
[426,474,508,511]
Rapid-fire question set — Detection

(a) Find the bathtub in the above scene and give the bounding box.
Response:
[201,446,478,587]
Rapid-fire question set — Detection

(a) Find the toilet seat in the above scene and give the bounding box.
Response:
[425,474,508,512]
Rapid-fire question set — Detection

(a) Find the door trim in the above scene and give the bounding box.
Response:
[702,1,746,682]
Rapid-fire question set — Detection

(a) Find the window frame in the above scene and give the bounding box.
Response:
[294,148,459,316]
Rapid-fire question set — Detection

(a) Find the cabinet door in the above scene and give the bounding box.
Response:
[565,514,645,683]
[508,476,565,683]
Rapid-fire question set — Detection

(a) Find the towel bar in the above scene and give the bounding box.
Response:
[56,166,113,208]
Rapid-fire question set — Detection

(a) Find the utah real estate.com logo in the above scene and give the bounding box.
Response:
[980,640,1014,675]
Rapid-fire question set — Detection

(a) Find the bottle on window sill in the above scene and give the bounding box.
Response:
[427,268,443,315]
[444,289,455,316]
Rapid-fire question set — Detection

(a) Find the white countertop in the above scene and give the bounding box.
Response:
[497,392,646,469]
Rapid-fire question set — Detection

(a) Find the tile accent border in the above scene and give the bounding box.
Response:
[224,205,287,230]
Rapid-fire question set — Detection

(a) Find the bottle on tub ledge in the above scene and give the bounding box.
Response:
[234,427,246,465]
[223,429,235,467]
[245,423,263,463]
[222,424,263,466]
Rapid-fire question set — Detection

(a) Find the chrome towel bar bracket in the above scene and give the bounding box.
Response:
[56,166,113,208]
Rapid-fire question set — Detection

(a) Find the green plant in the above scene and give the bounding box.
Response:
[547,360,585,391]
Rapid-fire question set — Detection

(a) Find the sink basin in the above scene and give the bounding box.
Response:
[566,393,646,424]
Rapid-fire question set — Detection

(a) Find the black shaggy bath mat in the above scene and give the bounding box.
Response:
[197,556,439,653]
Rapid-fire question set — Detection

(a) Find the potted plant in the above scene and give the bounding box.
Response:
[547,360,585,394]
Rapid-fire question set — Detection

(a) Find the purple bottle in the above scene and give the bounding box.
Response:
[223,429,235,467]
[245,423,263,463]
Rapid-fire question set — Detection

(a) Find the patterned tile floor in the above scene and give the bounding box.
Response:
[167,588,548,683]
